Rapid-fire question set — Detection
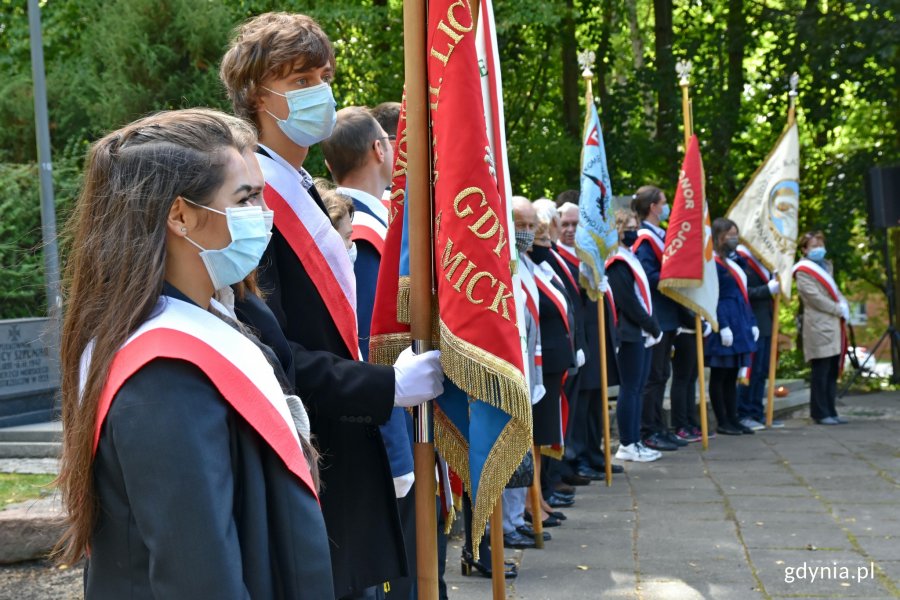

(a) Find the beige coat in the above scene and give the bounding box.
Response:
[796,262,845,361]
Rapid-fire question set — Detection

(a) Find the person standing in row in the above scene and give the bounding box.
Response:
[632,185,690,452]
[793,231,850,425]
[706,218,759,436]
[607,210,663,463]
[57,110,335,598]
[220,13,443,598]
[735,243,784,430]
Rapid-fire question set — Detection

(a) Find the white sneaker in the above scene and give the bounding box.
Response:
[740,418,766,431]
[769,419,785,429]
[636,442,662,461]
[616,442,661,462]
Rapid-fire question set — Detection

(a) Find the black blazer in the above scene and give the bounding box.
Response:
[738,256,775,337]
[607,260,661,344]
[549,244,588,355]
[530,248,576,374]
[254,181,406,597]
[89,359,334,600]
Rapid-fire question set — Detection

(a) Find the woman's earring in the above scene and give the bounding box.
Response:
[180,227,187,233]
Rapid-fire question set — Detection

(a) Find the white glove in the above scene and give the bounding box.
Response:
[644,332,663,348]
[720,327,734,347]
[752,326,759,342]
[702,321,712,337]
[767,279,780,296]
[393,347,445,407]
[531,384,546,405]
[598,275,609,294]
[576,349,586,367]
[839,301,850,321]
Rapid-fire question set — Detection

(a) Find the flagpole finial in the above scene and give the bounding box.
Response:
[676,60,692,87]
[789,72,799,97]
[578,50,596,80]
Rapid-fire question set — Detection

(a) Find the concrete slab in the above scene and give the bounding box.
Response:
[749,548,890,597]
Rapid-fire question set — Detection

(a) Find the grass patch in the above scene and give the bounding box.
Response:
[0,473,56,506]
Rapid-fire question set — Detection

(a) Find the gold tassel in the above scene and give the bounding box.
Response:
[397,276,411,324]
[368,333,411,366]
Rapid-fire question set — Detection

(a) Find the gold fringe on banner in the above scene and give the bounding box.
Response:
[437,319,532,423]
[434,406,470,534]
[396,276,411,324]
[468,416,532,562]
[539,445,565,460]
[368,332,412,366]
[658,277,701,289]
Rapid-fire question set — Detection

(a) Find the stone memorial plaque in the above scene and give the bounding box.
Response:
[0,318,60,399]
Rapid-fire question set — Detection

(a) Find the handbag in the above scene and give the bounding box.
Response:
[505,448,534,488]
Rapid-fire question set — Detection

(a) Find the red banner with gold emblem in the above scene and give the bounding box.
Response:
[658,134,719,327]
[426,0,531,553]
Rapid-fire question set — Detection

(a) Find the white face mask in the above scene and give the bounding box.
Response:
[263,83,337,147]
[183,200,274,290]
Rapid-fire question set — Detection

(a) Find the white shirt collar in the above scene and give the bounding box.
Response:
[642,220,666,238]
[336,186,389,223]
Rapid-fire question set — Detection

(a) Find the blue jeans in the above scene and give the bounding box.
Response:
[617,341,653,446]
[736,335,770,422]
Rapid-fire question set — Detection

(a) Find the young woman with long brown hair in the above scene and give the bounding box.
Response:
[56,109,333,598]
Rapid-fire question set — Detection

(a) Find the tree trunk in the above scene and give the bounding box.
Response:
[653,0,678,172]
[625,0,644,70]
[710,0,746,211]
[596,0,614,110]
[561,0,581,137]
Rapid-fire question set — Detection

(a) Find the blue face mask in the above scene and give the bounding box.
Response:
[807,247,827,262]
[184,201,274,291]
[263,83,337,147]
[660,203,671,221]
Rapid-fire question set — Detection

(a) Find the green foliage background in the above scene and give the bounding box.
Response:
[1,0,897,334]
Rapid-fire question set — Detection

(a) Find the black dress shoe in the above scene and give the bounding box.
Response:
[461,548,518,578]
[664,430,689,446]
[593,463,625,475]
[517,524,551,541]
[576,466,604,480]
[546,492,574,508]
[643,432,678,451]
[551,490,575,501]
[525,511,564,525]
[716,425,742,435]
[562,473,592,486]
[554,482,576,495]
[503,530,537,549]
[732,422,755,434]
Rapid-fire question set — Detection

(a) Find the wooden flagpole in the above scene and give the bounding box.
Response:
[765,72,799,428]
[579,52,613,487]
[529,445,544,548]
[677,61,710,450]
[404,1,439,598]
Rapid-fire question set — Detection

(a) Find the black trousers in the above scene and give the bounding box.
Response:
[709,367,739,428]
[641,329,677,437]
[384,487,417,600]
[670,331,699,430]
[809,355,840,420]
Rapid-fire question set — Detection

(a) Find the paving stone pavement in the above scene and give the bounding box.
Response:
[444,391,900,599]
[0,392,896,598]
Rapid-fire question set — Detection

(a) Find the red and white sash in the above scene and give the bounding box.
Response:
[736,244,771,282]
[632,227,665,262]
[556,243,580,268]
[86,297,317,497]
[350,210,387,255]
[792,258,848,373]
[534,262,570,333]
[550,248,579,292]
[606,247,653,315]
[717,256,750,305]
[257,147,359,360]
[792,259,842,302]
[519,255,543,368]
[339,187,389,256]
